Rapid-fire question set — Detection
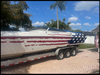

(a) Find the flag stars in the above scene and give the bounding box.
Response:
[68,33,86,44]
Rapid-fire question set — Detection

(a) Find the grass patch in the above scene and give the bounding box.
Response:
[79,44,96,49]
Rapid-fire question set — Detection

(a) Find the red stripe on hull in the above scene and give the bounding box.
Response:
[25,45,30,47]
[9,63,15,66]
[1,41,7,43]
[1,65,5,67]
[31,44,35,46]
[9,41,24,43]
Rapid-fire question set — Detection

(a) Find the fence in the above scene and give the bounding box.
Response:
[84,36,95,44]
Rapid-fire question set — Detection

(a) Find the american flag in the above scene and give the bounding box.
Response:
[68,32,87,44]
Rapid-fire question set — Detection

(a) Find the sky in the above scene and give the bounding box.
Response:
[11,1,99,31]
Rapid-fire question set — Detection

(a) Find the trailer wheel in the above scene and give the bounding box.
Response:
[64,50,71,58]
[56,50,64,60]
[70,47,77,56]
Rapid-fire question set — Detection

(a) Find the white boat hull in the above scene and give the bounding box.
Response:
[1,27,86,59]
[1,30,72,59]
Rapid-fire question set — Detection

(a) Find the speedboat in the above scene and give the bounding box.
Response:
[1,27,86,59]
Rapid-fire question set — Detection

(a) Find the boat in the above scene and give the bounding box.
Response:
[1,27,86,59]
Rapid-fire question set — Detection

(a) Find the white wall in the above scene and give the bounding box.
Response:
[84,36,95,44]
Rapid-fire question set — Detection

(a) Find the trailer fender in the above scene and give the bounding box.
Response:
[55,48,62,55]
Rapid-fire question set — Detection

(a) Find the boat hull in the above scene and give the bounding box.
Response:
[1,28,86,59]
[1,36,72,59]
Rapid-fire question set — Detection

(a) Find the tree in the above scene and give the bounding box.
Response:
[1,1,13,30]
[44,18,71,30]
[63,18,66,22]
[51,19,54,24]
[1,1,32,31]
[62,18,71,30]
[44,21,51,27]
[50,1,66,29]
[71,29,82,32]
[66,22,71,30]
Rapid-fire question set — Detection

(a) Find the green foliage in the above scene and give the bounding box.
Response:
[1,1,33,31]
[44,18,71,30]
[66,22,71,30]
[44,18,83,32]
[79,44,95,49]
[71,29,82,32]
[50,1,66,11]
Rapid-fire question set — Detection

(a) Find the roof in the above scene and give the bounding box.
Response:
[81,31,95,36]
[91,26,99,32]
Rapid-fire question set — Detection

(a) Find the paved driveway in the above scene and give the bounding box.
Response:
[1,48,99,74]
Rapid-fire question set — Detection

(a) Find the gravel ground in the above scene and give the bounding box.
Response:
[1,48,99,74]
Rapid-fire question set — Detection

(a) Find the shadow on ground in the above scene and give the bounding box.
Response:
[88,48,98,52]
[1,56,56,74]
[77,50,84,53]
[90,69,99,74]
[97,59,100,63]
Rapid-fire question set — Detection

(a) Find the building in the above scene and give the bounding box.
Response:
[81,31,95,44]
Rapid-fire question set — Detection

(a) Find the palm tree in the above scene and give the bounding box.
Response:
[50,1,66,29]
[51,19,54,23]
[66,22,71,30]
[63,18,66,22]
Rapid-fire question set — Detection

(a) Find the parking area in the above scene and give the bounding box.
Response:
[1,48,99,74]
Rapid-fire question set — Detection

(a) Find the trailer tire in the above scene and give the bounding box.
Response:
[56,50,64,60]
[70,47,77,56]
[64,50,71,58]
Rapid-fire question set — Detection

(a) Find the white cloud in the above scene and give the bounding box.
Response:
[74,1,99,11]
[76,23,81,26]
[83,23,92,26]
[32,21,44,26]
[69,23,81,26]
[85,16,91,19]
[69,23,75,26]
[93,7,99,13]
[19,28,25,31]
[68,16,78,22]
[94,23,99,26]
